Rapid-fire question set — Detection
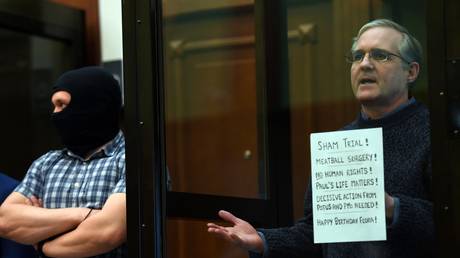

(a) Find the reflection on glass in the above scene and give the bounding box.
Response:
[0,28,73,179]
[286,0,428,221]
[163,1,266,199]
[167,218,247,258]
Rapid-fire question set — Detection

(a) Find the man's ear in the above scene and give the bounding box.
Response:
[407,62,420,83]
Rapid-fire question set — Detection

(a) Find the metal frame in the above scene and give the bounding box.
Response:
[426,1,447,254]
[427,0,458,256]
[255,0,293,227]
[123,0,167,257]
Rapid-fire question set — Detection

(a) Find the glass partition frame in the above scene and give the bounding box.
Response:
[123,0,293,257]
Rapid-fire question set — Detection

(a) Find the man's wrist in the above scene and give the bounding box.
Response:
[257,231,268,255]
[385,196,395,219]
[77,207,91,222]
[387,197,400,227]
[83,208,93,222]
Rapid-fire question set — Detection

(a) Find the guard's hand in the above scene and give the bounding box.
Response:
[25,195,43,208]
[207,210,264,254]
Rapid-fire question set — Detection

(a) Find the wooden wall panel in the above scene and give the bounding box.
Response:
[164,8,258,258]
[50,0,101,65]
[287,0,367,220]
[287,21,319,220]
[0,3,84,180]
[167,219,246,258]
[163,0,253,17]
[166,36,259,198]
[0,35,33,180]
[331,0,371,125]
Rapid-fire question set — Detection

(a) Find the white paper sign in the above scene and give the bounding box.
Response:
[310,128,386,243]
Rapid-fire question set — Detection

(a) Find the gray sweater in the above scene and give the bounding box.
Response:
[253,100,434,258]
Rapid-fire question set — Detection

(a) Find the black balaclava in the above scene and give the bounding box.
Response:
[50,66,122,158]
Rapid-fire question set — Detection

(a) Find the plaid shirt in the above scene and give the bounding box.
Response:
[15,131,127,258]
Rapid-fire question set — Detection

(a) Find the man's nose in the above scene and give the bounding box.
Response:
[359,53,374,69]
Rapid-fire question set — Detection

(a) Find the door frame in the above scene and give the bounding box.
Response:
[122,0,293,257]
[427,0,460,256]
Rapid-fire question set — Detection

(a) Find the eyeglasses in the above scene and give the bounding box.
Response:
[346,48,411,64]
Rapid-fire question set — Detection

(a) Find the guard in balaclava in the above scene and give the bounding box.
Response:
[1,66,127,258]
[50,66,122,158]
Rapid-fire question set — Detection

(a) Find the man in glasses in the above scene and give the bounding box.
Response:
[208,19,433,258]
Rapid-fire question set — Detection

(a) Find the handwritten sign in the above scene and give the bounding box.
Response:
[310,128,386,243]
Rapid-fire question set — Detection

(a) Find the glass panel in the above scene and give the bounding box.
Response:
[0,28,74,180]
[287,0,434,254]
[167,218,247,258]
[287,0,429,220]
[163,1,266,199]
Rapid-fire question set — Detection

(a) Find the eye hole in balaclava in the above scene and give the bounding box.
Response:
[50,66,122,158]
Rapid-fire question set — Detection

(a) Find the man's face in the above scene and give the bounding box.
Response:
[51,91,71,113]
[350,27,415,109]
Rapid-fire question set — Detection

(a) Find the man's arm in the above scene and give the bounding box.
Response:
[253,185,321,258]
[0,192,89,244]
[42,193,126,258]
[209,185,322,258]
[388,194,433,240]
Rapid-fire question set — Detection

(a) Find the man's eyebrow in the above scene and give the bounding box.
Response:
[371,47,388,52]
[353,47,387,52]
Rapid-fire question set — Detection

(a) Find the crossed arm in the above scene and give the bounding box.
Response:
[0,192,126,257]
[0,192,89,244]
[42,193,126,258]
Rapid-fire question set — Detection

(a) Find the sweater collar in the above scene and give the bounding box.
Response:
[360,97,416,121]
[356,98,422,128]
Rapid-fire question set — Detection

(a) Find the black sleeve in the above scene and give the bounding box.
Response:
[253,186,322,258]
